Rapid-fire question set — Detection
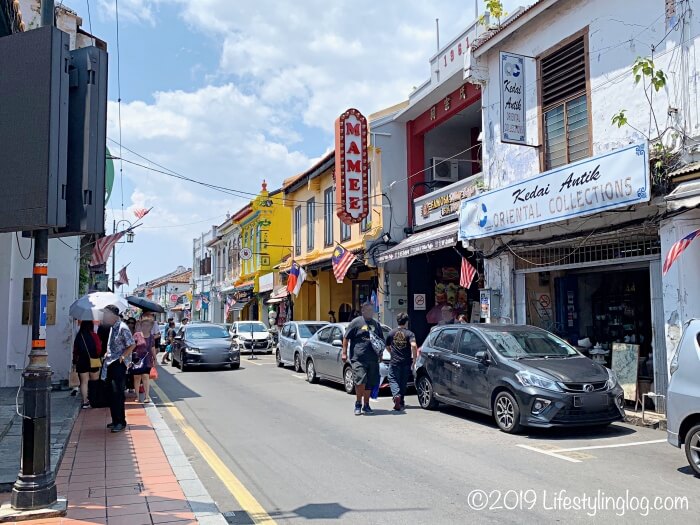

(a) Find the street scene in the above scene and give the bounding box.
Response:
[1,0,700,524]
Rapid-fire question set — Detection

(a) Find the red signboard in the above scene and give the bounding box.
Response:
[335,108,369,224]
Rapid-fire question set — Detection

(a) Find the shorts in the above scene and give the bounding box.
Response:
[352,360,380,388]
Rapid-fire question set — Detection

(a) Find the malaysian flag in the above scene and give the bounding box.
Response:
[134,207,151,220]
[332,244,356,283]
[117,266,129,286]
[224,296,236,320]
[460,257,477,289]
[90,232,124,267]
[663,228,700,275]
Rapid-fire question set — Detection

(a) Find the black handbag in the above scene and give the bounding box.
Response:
[87,379,109,408]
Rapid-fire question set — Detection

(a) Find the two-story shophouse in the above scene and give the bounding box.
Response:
[458,0,700,410]
[281,141,385,323]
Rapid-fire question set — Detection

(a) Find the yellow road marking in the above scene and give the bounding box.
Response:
[151,383,277,524]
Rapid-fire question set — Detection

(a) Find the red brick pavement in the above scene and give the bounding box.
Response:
[3,402,197,525]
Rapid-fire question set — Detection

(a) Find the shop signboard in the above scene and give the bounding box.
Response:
[414,175,481,229]
[500,52,526,145]
[335,108,369,225]
[259,272,274,293]
[459,143,650,240]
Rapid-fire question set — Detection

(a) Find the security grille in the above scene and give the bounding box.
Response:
[512,233,660,271]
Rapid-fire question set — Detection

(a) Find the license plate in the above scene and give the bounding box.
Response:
[580,393,607,408]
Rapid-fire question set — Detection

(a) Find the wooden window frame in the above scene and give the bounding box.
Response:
[294,205,302,257]
[324,187,334,247]
[306,198,315,251]
[537,27,592,172]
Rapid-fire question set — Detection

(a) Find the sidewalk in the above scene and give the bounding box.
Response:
[0,388,80,492]
[1,399,227,525]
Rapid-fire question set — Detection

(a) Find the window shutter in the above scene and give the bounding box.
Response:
[541,37,586,109]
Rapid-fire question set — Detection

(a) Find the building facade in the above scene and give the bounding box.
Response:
[456,0,700,410]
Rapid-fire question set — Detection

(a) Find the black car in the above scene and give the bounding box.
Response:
[171,323,240,371]
[414,324,625,433]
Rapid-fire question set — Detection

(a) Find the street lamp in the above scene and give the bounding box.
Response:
[113,219,136,289]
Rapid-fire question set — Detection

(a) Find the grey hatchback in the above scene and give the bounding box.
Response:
[171,323,240,371]
[414,324,625,433]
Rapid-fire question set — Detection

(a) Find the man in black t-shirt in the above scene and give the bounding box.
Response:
[342,303,384,416]
[386,313,418,411]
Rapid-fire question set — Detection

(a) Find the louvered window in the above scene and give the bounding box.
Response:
[541,36,590,170]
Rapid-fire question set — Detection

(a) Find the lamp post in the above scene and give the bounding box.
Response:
[11,0,57,510]
[112,219,135,290]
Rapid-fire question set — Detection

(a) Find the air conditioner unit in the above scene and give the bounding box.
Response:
[430,158,459,183]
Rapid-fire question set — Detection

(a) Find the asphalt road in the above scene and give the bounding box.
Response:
[152,354,698,524]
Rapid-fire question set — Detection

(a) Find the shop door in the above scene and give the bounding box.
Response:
[353,281,373,312]
[555,276,579,343]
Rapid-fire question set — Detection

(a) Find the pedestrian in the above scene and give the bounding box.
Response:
[72,321,103,409]
[128,317,156,404]
[100,305,135,433]
[438,305,455,325]
[457,314,468,324]
[342,302,384,415]
[328,310,337,323]
[181,317,189,326]
[386,313,418,411]
[161,320,177,364]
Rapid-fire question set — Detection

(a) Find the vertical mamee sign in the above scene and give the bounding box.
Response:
[335,108,369,225]
[500,51,526,145]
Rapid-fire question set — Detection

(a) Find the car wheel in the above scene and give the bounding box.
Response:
[294,353,302,373]
[306,359,318,384]
[684,424,700,477]
[494,391,521,434]
[276,350,284,368]
[416,375,438,410]
[230,363,240,370]
[171,352,179,368]
[343,366,355,395]
[180,353,189,372]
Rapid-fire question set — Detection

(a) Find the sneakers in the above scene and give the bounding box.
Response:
[362,404,373,414]
[393,396,402,411]
[354,402,362,416]
[111,424,126,433]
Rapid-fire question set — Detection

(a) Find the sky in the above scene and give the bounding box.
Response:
[60,0,525,291]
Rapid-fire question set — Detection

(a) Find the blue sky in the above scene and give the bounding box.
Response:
[59,0,525,289]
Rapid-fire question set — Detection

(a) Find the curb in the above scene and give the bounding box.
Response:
[144,403,228,525]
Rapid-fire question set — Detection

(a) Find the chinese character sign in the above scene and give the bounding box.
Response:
[335,108,369,224]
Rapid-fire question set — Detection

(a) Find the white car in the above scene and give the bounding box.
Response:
[276,321,328,372]
[230,321,275,354]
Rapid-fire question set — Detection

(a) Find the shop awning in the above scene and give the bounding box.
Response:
[666,179,700,211]
[376,221,459,264]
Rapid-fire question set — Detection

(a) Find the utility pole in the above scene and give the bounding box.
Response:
[112,219,116,290]
[12,0,57,511]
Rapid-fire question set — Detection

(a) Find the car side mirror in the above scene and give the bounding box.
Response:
[332,339,343,347]
[475,351,489,363]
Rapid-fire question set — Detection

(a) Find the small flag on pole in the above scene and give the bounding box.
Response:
[116,265,129,286]
[286,262,307,296]
[90,232,124,267]
[224,296,236,320]
[460,257,477,289]
[332,244,356,283]
[663,228,700,275]
[134,207,151,220]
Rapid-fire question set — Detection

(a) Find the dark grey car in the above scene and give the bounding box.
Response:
[414,324,625,433]
[171,323,240,371]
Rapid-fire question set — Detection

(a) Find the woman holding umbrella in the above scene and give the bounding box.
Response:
[72,321,103,408]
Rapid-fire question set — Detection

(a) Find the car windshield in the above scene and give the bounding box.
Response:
[186,326,230,340]
[237,323,268,333]
[298,324,325,338]
[484,330,579,358]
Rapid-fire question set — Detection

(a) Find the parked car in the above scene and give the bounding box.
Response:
[277,321,328,371]
[230,321,275,354]
[667,318,700,477]
[171,323,240,371]
[414,324,624,433]
[303,322,394,394]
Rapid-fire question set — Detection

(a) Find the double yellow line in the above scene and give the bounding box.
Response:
[151,383,276,524]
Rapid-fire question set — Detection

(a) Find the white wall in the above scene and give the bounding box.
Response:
[0,233,80,387]
[478,0,698,190]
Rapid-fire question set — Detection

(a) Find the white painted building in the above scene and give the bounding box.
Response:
[0,2,102,388]
[208,215,242,323]
[192,228,215,321]
[460,0,700,408]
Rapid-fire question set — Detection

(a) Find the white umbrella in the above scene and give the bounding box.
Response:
[69,292,129,321]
